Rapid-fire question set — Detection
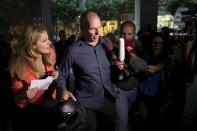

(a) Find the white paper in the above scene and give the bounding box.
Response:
[29,76,54,89]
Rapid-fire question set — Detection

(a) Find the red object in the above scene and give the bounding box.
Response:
[125,40,135,54]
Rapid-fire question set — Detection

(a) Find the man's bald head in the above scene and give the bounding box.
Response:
[80,10,101,32]
[79,10,102,45]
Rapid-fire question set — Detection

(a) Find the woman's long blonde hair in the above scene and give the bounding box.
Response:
[9,25,55,80]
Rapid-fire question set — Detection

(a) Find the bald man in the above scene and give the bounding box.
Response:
[57,10,118,131]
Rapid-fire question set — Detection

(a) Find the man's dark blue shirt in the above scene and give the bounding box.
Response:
[57,37,116,110]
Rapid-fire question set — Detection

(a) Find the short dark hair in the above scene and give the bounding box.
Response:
[59,30,65,35]
[120,21,136,33]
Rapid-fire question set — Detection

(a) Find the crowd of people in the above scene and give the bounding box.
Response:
[0,9,196,131]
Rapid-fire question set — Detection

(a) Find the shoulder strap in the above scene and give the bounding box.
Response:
[102,36,114,51]
[102,36,116,61]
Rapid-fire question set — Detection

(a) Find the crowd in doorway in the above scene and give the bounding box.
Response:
[0,9,197,131]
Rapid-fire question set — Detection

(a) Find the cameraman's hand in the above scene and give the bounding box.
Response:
[146,65,160,73]
[61,90,77,101]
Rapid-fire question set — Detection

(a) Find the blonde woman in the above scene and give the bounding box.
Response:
[9,25,59,131]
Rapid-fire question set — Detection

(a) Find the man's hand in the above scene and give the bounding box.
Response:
[61,90,77,101]
[115,60,125,70]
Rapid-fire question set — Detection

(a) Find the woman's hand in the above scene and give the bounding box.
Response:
[26,88,46,104]
[51,70,59,79]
